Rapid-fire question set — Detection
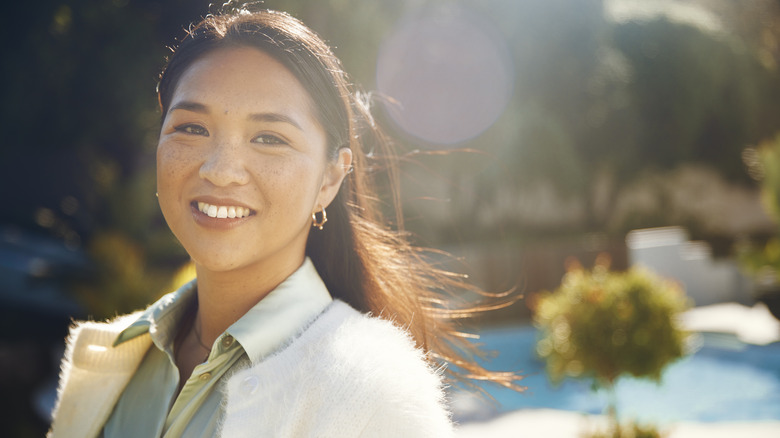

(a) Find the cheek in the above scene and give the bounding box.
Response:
[257,156,323,210]
[156,144,198,223]
[157,144,194,188]
[156,147,176,216]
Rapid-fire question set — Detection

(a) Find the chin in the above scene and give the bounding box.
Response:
[185,249,243,273]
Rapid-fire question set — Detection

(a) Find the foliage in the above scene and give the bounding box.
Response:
[586,420,664,438]
[3,1,780,307]
[744,133,780,225]
[735,236,780,295]
[737,133,780,297]
[534,259,690,386]
[0,0,211,320]
[0,0,771,327]
[534,256,690,437]
[445,1,780,239]
[534,257,690,437]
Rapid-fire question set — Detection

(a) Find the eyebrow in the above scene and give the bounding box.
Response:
[248,112,303,131]
[169,101,208,114]
[168,100,304,131]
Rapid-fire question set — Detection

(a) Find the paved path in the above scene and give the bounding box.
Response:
[455,409,780,437]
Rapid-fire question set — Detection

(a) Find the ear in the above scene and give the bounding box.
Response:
[316,147,353,209]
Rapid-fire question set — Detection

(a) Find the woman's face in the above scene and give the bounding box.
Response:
[157,46,350,275]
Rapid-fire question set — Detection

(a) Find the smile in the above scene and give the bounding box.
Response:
[195,201,255,219]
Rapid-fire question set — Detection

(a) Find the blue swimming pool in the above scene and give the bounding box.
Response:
[450,325,780,424]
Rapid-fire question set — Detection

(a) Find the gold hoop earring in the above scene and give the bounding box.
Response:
[311,206,327,230]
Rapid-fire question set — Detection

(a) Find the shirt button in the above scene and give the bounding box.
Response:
[221,335,234,348]
[241,375,259,395]
[199,372,212,381]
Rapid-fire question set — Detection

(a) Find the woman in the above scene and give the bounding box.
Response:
[48,5,521,437]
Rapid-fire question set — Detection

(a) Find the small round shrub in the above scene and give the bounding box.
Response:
[534,260,691,387]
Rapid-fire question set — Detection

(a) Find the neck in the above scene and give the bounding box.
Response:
[193,255,305,345]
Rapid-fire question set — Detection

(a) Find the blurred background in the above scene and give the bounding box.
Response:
[2,0,780,436]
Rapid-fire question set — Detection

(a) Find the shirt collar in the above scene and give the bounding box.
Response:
[113,257,332,364]
[113,279,197,348]
[226,257,332,364]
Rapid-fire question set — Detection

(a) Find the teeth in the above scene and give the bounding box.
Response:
[197,202,252,219]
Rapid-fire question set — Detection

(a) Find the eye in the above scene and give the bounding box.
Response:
[174,124,209,136]
[251,134,288,146]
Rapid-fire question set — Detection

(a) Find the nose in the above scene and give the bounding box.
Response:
[198,138,251,187]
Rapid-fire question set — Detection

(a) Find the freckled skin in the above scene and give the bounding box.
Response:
[156,47,351,279]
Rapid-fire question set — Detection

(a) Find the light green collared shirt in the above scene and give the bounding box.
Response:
[101,258,333,438]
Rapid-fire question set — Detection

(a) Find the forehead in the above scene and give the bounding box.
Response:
[171,46,316,116]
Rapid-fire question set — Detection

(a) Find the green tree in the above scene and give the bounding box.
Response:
[534,258,690,437]
[445,1,780,240]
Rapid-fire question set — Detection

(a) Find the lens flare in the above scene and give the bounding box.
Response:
[376,5,514,146]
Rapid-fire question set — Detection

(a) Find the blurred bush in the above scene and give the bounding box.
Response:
[738,133,780,317]
[534,256,690,437]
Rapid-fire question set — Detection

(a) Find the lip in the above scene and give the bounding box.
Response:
[190,196,257,230]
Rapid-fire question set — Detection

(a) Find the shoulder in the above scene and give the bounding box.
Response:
[49,311,152,438]
[322,303,454,435]
[222,301,454,437]
[293,301,439,382]
[68,283,192,352]
[67,283,190,344]
[319,302,441,387]
[233,300,444,389]
[69,311,143,338]
[65,311,145,357]
[56,310,151,381]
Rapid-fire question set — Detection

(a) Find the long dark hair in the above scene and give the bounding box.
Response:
[158,6,523,391]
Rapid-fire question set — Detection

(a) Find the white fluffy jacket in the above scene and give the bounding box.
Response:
[48,301,454,437]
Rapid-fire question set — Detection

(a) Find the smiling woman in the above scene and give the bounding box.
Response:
[47,5,523,438]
